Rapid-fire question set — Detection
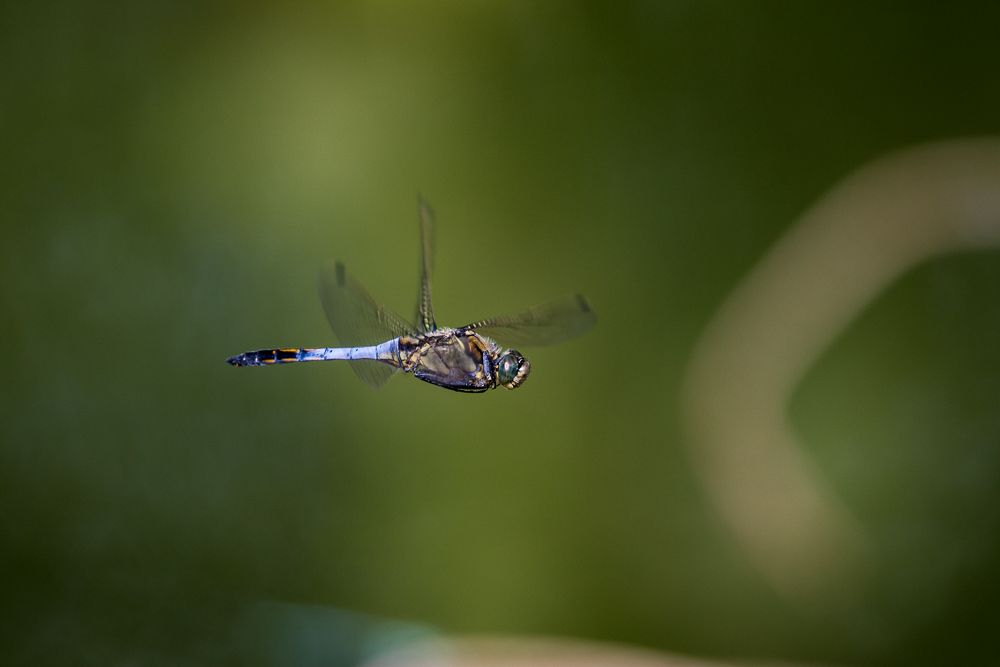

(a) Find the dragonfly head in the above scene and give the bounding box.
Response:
[497,349,530,389]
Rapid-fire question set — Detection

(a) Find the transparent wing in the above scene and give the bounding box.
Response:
[318,260,415,388]
[464,294,597,347]
[416,195,437,332]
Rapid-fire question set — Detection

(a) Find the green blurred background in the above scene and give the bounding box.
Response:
[3,2,1000,665]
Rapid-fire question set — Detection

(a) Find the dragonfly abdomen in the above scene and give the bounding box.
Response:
[227,340,400,367]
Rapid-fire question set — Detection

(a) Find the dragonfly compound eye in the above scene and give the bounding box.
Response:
[497,350,530,389]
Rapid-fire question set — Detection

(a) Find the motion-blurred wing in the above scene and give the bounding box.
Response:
[464,294,597,347]
[415,196,437,332]
[318,260,415,388]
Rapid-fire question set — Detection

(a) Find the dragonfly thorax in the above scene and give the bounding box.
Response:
[395,329,528,393]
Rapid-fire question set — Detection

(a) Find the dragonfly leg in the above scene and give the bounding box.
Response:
[482,348,496,388]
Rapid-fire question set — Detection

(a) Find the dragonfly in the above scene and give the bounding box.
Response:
[227,198,596,392]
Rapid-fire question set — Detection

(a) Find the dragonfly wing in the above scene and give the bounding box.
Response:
[464,294,597,347]
[318,260,414,388]
[415,196,438,332]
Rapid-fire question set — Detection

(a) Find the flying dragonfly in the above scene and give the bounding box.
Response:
[227,199,596,392]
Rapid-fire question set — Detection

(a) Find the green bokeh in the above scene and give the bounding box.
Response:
[3,2,1000,665]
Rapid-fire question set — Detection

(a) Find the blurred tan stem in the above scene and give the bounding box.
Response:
[681,138,1000,601]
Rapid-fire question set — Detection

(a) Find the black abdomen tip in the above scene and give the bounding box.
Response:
[227,352,258,366]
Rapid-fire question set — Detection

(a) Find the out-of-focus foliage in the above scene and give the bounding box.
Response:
[3,2,1000,665]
